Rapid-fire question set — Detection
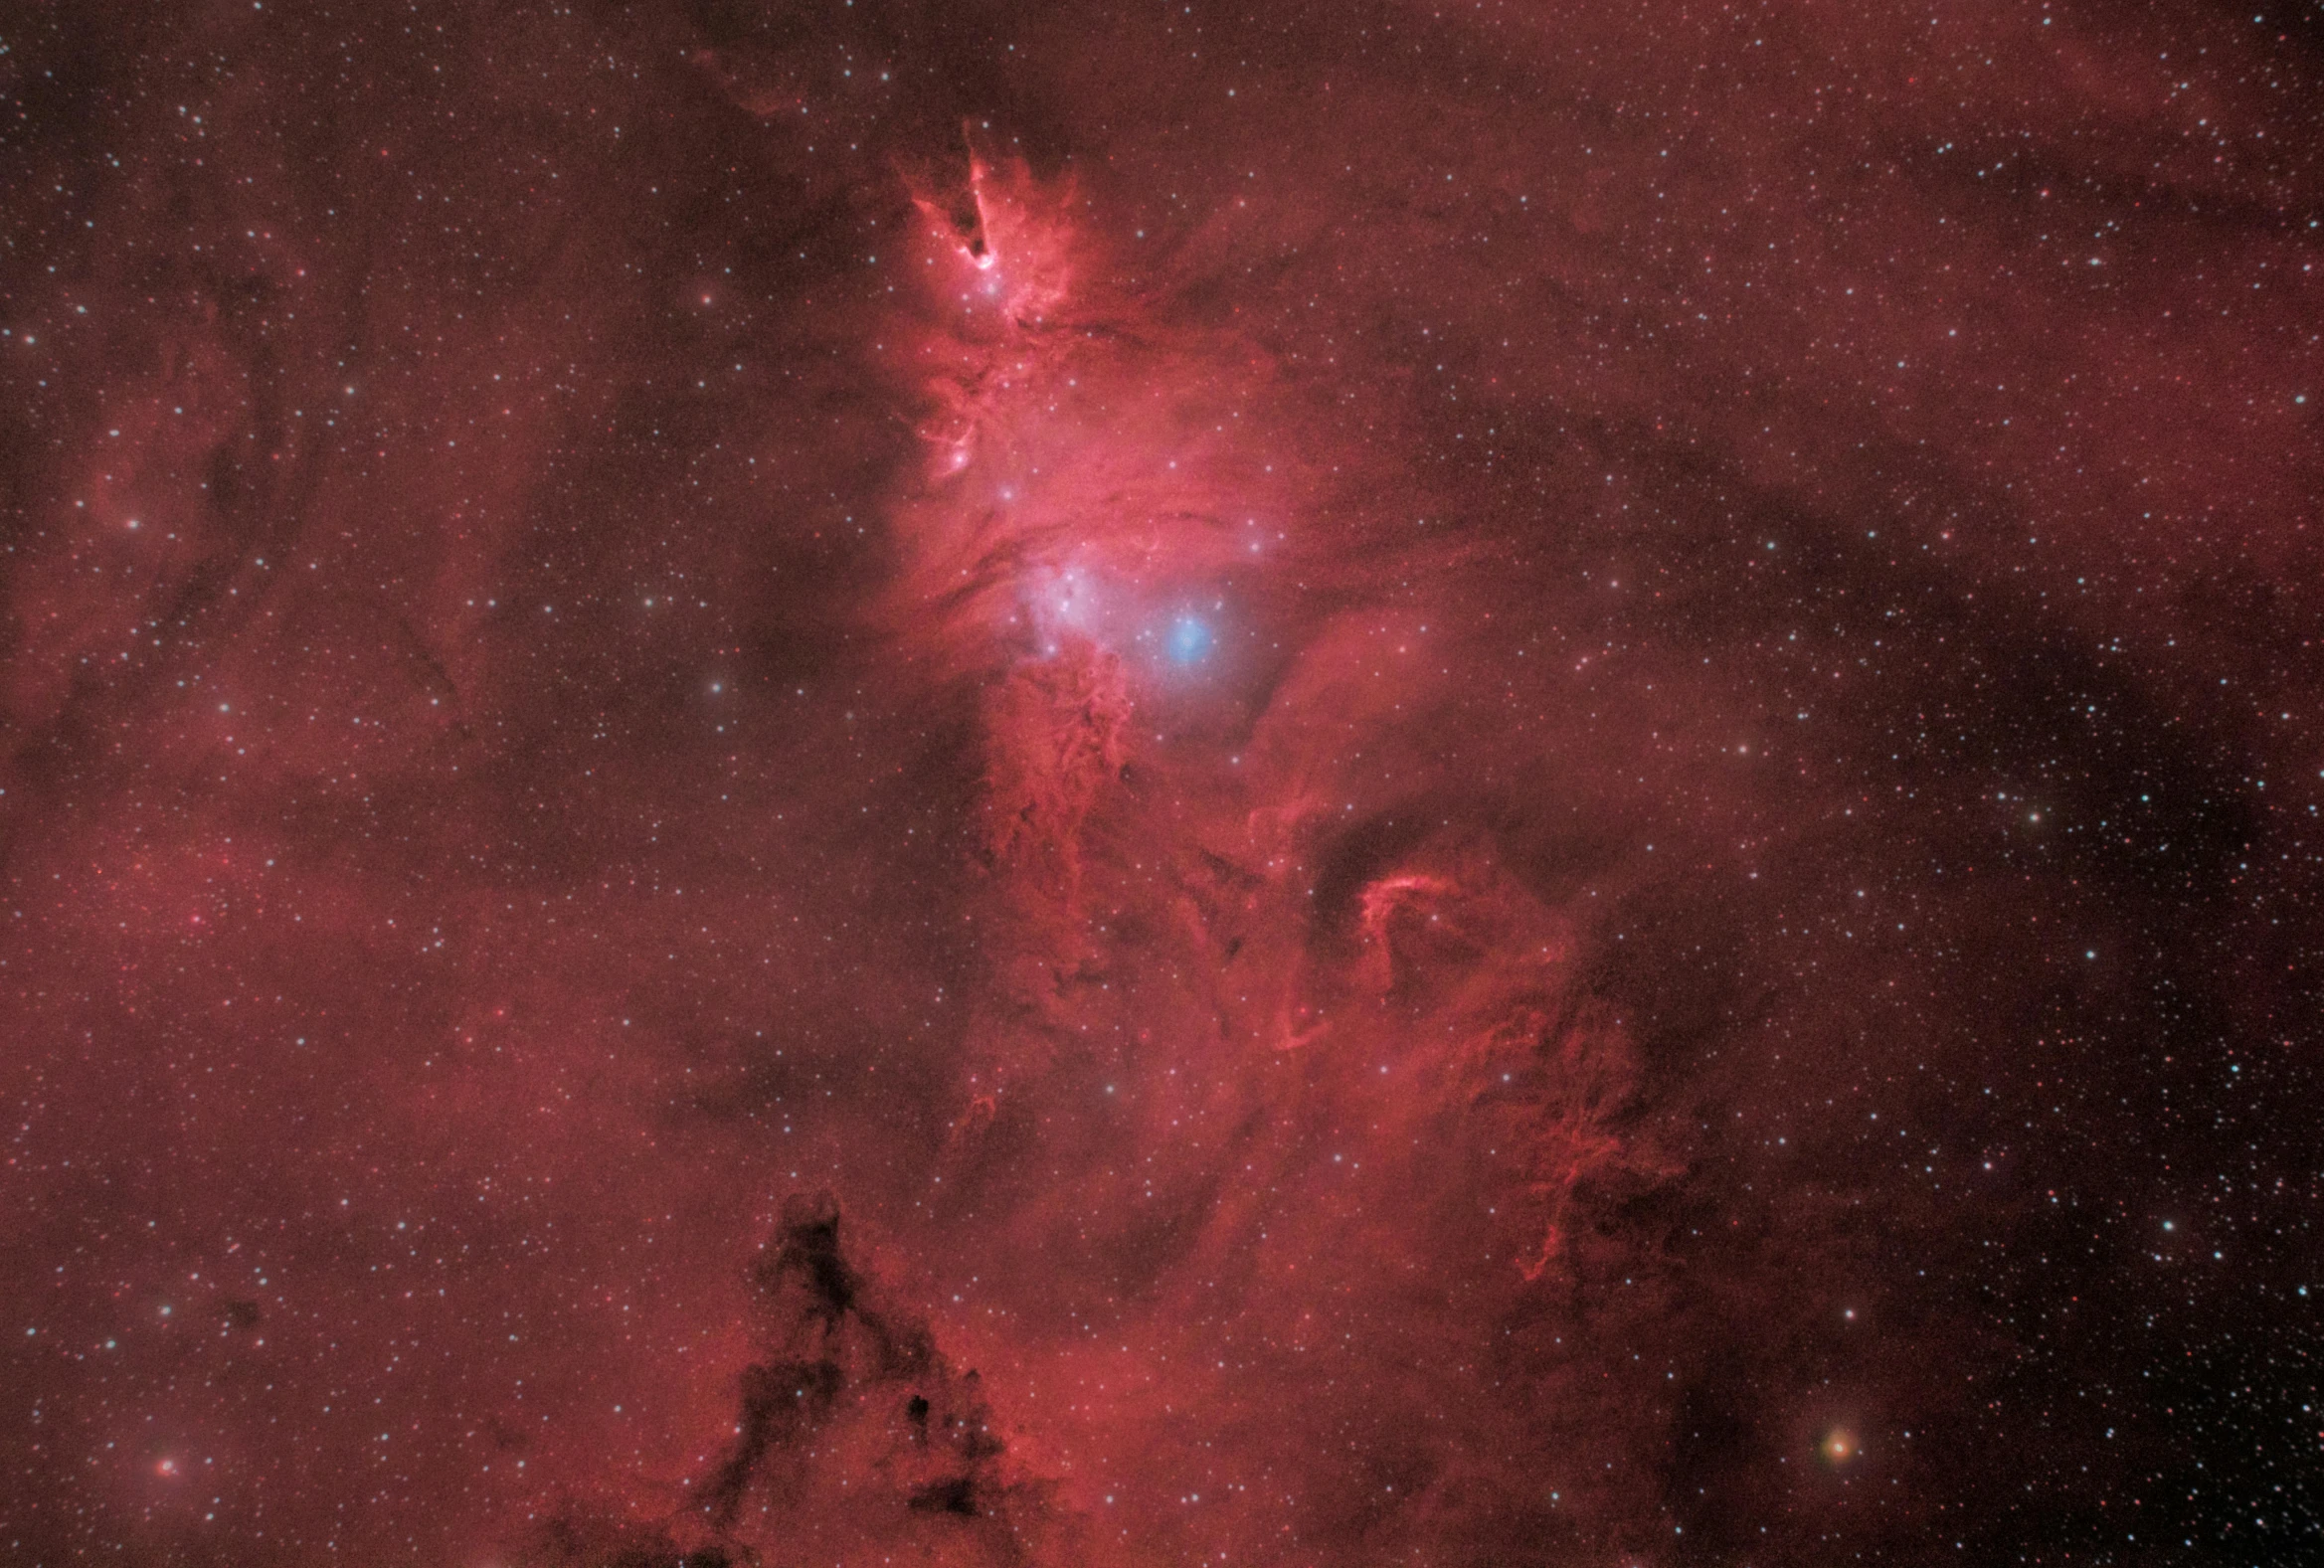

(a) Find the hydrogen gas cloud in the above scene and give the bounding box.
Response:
[3,2,2319,1563]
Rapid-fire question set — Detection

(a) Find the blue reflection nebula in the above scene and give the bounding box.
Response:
[1166,615,1215,664]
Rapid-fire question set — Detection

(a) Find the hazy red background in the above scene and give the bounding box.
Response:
[3,1,2318,1563]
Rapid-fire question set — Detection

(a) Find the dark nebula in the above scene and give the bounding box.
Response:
[3,1,2319,1563]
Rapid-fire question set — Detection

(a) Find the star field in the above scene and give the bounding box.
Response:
[2,2,2319,1564]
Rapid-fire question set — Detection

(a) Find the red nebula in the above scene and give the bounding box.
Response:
[2,2,2315,1565]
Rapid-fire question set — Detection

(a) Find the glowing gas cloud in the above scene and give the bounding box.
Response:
[3,3,2316,1565]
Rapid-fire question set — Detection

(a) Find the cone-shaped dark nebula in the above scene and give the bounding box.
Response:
[4,3,2319,1564]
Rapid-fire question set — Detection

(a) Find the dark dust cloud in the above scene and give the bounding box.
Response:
[3,1,2320,1563]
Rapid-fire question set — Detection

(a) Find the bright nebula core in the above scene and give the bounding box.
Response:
[1163,615,1214,665]
[3,3,2319,1565]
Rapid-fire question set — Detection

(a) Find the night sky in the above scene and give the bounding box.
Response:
[3,2,2320,1564]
